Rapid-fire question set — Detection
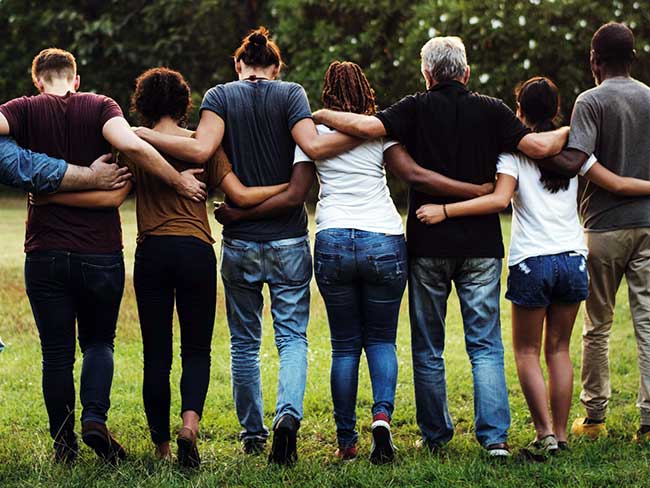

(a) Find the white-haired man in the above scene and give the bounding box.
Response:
[313,36,573,456]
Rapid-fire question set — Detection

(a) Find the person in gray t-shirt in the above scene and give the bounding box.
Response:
[135,27,358,465]
[556,22,650,442]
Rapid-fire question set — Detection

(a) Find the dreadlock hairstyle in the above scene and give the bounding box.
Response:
[321,61,377,115]
[234,26,283,70]
[515,77,569,193]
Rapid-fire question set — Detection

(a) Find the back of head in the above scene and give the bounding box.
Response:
[234,27,283,70]
[516,77,568,193]
[31,48,77,87]
[591,22,635,71]
[321,61,377,115]
[420,36,468,83]
[131,67,191,128]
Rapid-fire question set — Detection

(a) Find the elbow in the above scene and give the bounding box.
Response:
[494,196,511,212]
[188,147,212,165]
[285,191,306,207]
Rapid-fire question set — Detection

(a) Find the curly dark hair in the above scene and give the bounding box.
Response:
[130,67,191,128]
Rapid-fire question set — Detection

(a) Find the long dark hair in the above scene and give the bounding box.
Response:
[515,77,569,193]
[321,61,377,115]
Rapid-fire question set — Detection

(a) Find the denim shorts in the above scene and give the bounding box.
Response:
[506,252,588,307]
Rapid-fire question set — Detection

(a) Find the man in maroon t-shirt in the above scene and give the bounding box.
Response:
[0,48,208,465]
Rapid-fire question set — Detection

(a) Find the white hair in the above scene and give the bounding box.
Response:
[420,36,468,82]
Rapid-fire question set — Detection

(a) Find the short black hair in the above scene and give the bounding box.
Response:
[592,22,635,69]
[130,67,191,128]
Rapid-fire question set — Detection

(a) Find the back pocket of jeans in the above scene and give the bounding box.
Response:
[367,252,405,283]
[272,240,313,285]
[81,262,125,301]
[314,251,342,285]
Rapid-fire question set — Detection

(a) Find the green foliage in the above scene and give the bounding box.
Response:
[2,0,650,205]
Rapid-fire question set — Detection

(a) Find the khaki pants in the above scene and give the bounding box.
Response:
[581,228,650,424]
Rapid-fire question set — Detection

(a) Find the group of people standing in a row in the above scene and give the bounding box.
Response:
[1,20,649,468]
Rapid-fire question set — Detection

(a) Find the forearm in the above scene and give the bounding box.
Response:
[233,184,290,208]
[411,170,490,199]
[303,133,361,160]
[519,127,570,160]
[236,190,305,220]
[36,183,131,209]
[446,192,511,218]
[613,177,650,196]
[137,128,210,164]
[535,148,587,178]
[121,143,182,188]
[314,110,378,139]
[58,165,97,192]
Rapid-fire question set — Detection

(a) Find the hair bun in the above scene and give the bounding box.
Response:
[249,32,268,47]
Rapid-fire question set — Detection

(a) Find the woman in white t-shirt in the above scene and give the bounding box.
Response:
[415,77,650,456]
[295,61,494,464]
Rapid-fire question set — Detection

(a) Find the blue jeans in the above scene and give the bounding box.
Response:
[0,136,67,193]
[24,250,124,441]
[409,257,510,448]
[221,235,312,442]
[314,229,407,448]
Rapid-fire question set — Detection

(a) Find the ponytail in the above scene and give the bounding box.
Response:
[515,77,569,193]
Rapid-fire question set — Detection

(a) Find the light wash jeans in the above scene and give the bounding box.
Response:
[0,136,67,193]
[221,235,312,442]
[409,257,510,448]
[314,229,407,448]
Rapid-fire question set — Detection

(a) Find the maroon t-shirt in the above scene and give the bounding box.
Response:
[0,92,124,253]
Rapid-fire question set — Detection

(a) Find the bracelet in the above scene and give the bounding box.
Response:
[443,204,449,219]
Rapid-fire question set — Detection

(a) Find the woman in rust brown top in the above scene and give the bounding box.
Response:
[36,67,287,468]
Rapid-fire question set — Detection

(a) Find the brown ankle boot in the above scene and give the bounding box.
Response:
[81,421,126,465]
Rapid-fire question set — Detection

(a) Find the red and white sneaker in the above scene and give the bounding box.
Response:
[335,445,358,461]
[370,413,395,464]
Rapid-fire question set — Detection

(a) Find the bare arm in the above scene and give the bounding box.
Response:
[0,113,10,135]
[103,117,206,201]
[291,118,362,160]
[31,181,132,209]
[312,109,387,139]
[135,110,224,164]
[416,174,517,225]
[59,154,132,192]
[517,127,570,160]
[214,163,316,225]
[584,161,650,196]
[384,145,494,199]
[219,172,289,208]
[534,148,588,178]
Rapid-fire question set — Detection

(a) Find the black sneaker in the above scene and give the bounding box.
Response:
[268,414,299,466]
[53,431,79,465]
[369,414,395,465]
[242,436,266,455]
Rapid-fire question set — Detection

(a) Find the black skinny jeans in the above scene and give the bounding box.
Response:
[134,235,217,445]
[25,251,125,442]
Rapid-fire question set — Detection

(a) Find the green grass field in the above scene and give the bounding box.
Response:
[0,196,648,487]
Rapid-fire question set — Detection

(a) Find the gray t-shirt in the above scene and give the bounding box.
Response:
[567,77,650,231]
[201,80,312,241]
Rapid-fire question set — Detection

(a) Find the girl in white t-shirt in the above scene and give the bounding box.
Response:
[415,77,650,456]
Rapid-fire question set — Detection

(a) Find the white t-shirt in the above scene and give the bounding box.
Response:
[497,153,596,266]
[294,125,404,235]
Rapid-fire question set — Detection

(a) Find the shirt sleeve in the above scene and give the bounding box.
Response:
[0,136,67,193]
[200,86,227,120]
[382,139,399,152]
[578,154,598,176]
[375,95,417,143]
[99,97,124,126]
[207,146,233,190]
[496,152,519,180]
[0,97,29,142]
[286,84,312,131]
[567,97,599,156]
[494,101,531,153]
